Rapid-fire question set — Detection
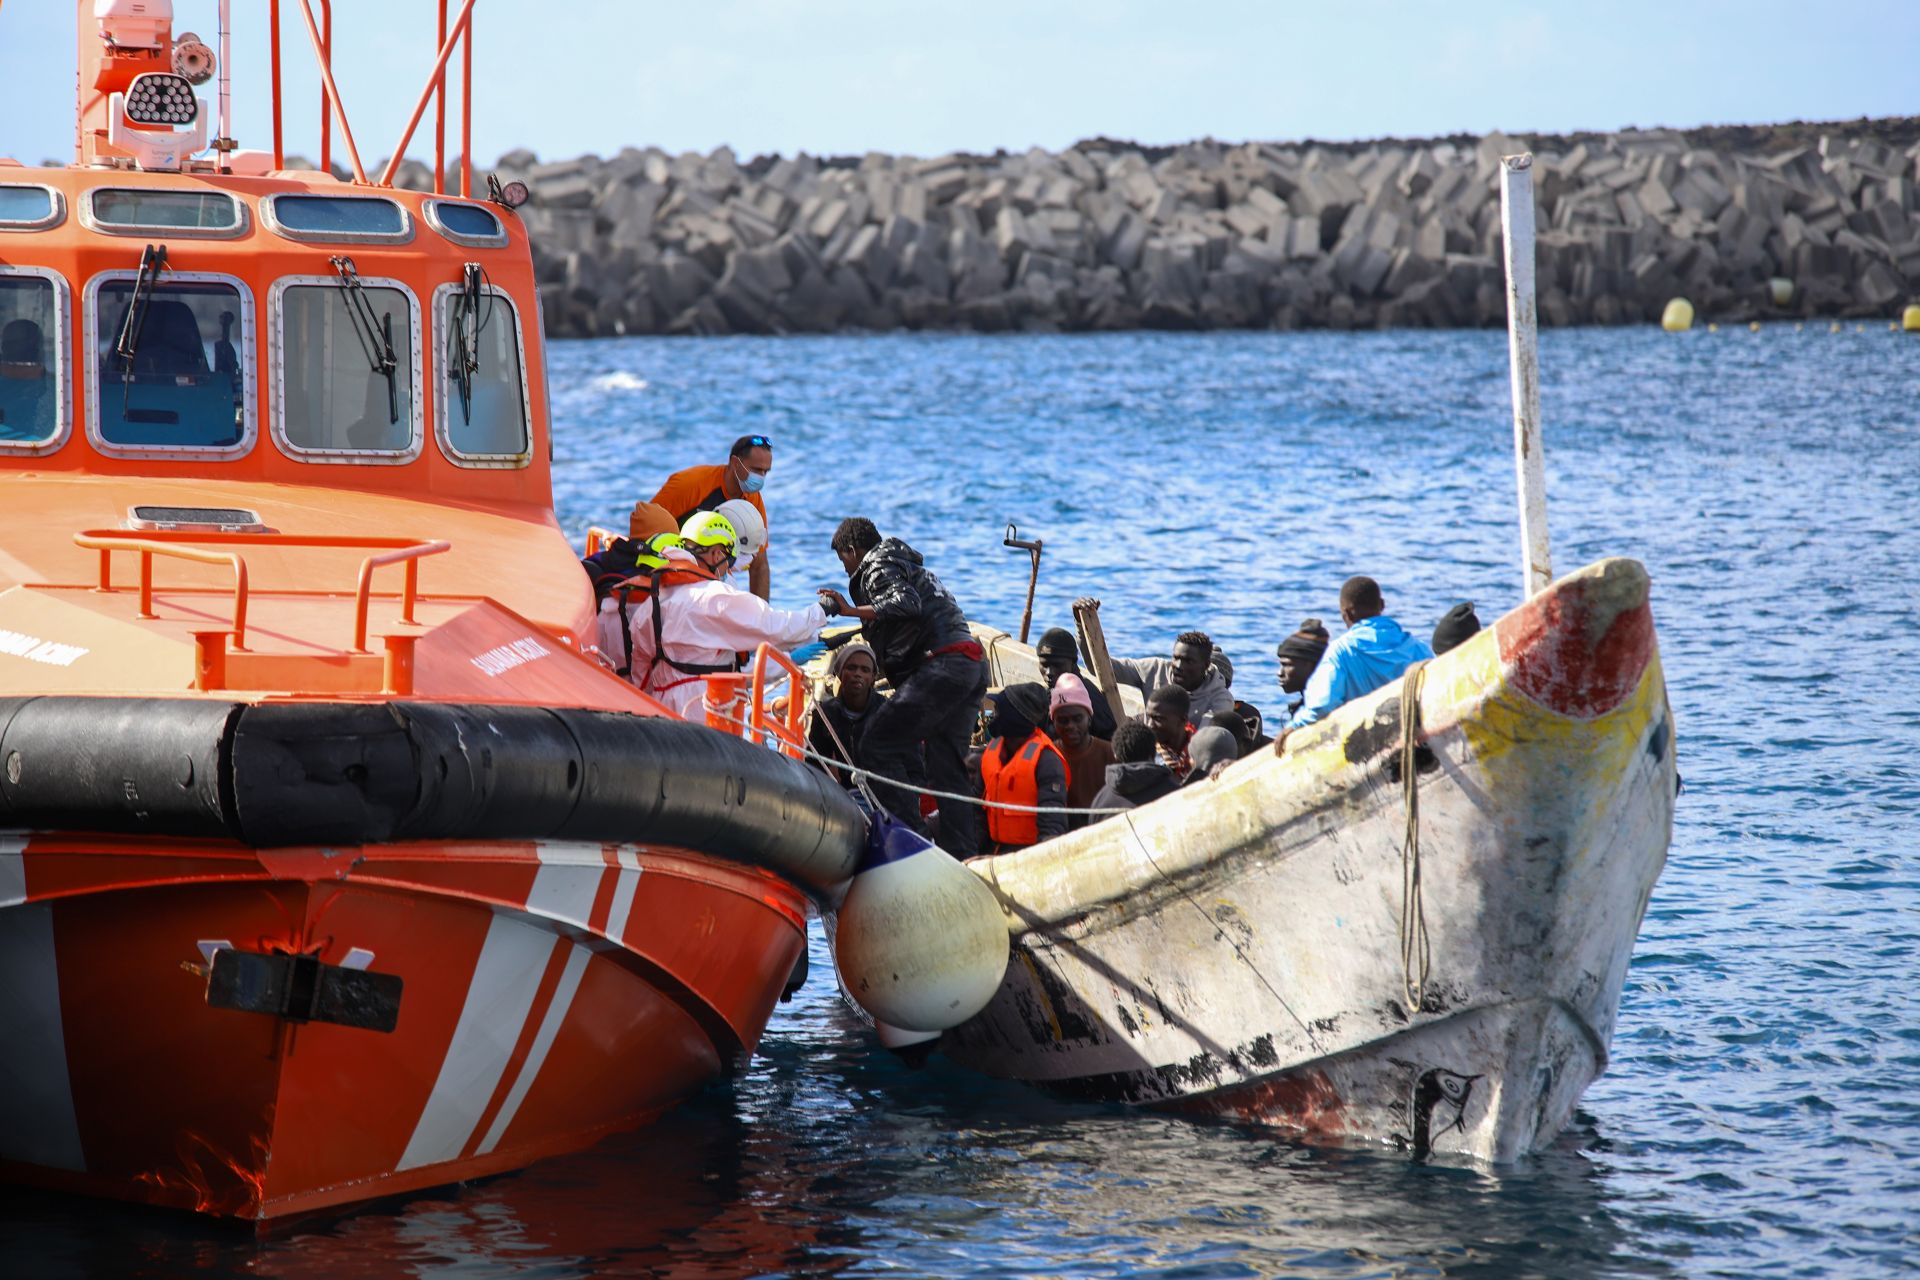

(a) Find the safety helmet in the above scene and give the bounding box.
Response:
[712,498,765,567]
[679,510,738,558]
[632,531,683,571]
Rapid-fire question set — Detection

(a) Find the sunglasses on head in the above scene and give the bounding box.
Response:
[744,435,772,449]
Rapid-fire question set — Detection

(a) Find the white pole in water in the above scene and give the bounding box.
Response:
[1499,153,1552,597]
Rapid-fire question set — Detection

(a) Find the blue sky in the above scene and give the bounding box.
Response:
[3,1,1915,168]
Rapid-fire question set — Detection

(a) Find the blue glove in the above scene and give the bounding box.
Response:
[790,640,828,665]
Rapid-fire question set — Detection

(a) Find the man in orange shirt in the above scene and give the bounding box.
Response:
[651,434,774,599]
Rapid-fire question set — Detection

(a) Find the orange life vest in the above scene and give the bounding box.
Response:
[980,729,1065,847]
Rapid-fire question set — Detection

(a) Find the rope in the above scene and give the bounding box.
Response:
[1398,661,1432,1016]
[1118,810,1326,1054]
[804,703,884,812]
[784,736,1135,817]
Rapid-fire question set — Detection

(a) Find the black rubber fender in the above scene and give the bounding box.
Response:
[0,696,864,898]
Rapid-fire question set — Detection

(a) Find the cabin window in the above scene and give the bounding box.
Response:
[433,279,530,465]
[0,184,63,232]
[263,193,412,244]
[271,276,421,460]
[423,199,507,247]
[88,273,252,456]
[0,270,69,451]
[86,188,243,236]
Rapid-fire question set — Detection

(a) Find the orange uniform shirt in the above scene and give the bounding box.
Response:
[650,464,770,553]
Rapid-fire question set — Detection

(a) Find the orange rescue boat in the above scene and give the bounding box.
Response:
[0,0,863,1221]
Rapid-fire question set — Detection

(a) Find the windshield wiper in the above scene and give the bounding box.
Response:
[115,243,169,411]
[329,255,399,426]
[447,262,487,426]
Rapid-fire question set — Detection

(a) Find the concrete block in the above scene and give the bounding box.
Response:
[842,223,895,287]
[898,240,952,298]
[1672,171,1731,219]
[1285,215,1322,259]
[1224,204,1269,239]
[808,198,852,242]
[1858,260,1902,306]
[1103,212,1149,270]
[992,207,1031,258]
[917,162,971,203]
[897,180,929,224]
[1637,176,1677,219]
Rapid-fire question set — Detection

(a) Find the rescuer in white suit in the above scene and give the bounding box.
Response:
[624,511,826,719]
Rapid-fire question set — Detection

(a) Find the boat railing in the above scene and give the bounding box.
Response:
[749,643,810,760]
[75,530,453,688]
[700,645,810,759]
[76,534,252,646]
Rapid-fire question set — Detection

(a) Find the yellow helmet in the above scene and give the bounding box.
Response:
[679,510,738,558]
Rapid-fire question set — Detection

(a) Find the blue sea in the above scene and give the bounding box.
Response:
[7,326,1918,1276]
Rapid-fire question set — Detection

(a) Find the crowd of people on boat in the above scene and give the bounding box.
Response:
[583,432,1485,861]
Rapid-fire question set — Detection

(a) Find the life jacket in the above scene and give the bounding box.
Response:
[606,558,735,684]
[980,729,1065,848]
[582,533,682,601]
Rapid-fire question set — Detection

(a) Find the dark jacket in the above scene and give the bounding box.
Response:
[808,692,887,788]
[1090,760,1181,814]
[849,537,972,682]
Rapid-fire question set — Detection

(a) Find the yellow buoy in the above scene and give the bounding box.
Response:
[1707,322,1719,333]
[1768,277,1794,307]
[1660,297,1694,332]
[1749,321,1761,332]
[1830,322,1843,333]
[1903,304,1920,332]
[1794,323,1804,332]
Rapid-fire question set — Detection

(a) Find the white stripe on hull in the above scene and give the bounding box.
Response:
[0,902,87,1172]
[476,942,593,1155]
[397,842,608,1172]
[603,846,643,944]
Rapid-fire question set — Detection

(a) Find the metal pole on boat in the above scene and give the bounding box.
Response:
[1499,153,1552,598]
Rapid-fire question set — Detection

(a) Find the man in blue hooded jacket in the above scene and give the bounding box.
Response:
[1275,576,1431,754]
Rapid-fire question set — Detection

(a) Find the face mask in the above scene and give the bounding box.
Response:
[741,470,765,495]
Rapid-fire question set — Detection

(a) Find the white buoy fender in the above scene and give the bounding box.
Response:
[834,815,1011,1032]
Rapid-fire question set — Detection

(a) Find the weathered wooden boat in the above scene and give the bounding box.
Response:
[0,1,862,1220]
[910,557,1672,1162]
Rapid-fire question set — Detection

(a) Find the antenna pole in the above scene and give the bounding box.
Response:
[1499,153,1552,598]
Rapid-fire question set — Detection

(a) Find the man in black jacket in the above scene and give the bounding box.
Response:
[818,518,988,856]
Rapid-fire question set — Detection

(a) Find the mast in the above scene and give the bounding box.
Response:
[1499,153,1553,598]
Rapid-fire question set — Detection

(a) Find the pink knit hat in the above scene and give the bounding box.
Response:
[1049,672,1093,715]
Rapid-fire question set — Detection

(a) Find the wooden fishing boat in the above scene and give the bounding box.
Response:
[918,557,1673,1162]
[0,1,862,1220]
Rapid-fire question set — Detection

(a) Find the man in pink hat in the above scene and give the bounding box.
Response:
[1050,673,1116,830]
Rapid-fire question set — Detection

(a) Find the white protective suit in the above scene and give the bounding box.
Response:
[603,549,824,719]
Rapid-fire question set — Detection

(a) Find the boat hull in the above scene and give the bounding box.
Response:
[0,835,811,1220]
[937,558,1673,1161]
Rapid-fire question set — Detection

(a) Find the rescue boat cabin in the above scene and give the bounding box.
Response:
[0,1,600,676]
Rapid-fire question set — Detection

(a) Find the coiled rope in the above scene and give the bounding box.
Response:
[1398,660,1432,1017]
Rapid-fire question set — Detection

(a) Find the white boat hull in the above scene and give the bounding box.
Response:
[935,558,1673,1162]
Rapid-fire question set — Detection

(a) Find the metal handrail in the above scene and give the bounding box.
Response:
[75,530,451,656]
[77,535,251,649]
[748,643,810,760]
[352,541,451,652]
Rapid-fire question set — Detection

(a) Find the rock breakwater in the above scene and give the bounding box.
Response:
[496,121,1920,336]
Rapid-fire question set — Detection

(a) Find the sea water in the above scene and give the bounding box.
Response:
[6,327,1916,1277]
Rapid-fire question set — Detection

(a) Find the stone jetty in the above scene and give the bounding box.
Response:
[481,120,1920,336]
